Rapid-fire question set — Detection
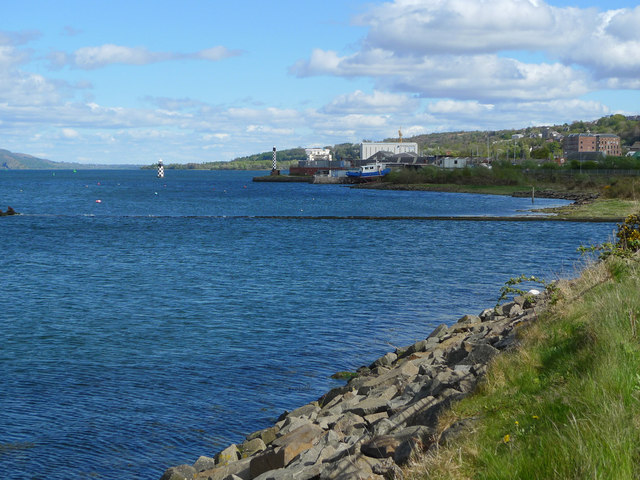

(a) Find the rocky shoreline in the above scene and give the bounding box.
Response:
[161,291,550,480]
[510,189,598,204]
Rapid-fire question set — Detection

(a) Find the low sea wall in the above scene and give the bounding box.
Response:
[160,292,549,480]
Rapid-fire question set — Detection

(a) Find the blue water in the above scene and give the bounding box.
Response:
[0,170,614,479]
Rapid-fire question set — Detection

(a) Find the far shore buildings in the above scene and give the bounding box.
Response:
[563,133,621,160]
[360,142,419,160]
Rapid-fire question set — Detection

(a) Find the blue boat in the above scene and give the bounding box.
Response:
[346,162,391,182]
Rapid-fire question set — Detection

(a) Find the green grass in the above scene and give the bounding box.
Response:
[537,199,640,220]
[406,255,640,480]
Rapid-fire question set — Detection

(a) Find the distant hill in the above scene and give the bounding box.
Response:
[385,114,640,157]
[0,148,140,169]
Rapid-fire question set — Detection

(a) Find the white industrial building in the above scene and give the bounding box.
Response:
[360,142,418,160]
[305,148,332,162]
[441,157,470,169]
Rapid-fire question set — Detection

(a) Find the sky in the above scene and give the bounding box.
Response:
[2,0,640,165]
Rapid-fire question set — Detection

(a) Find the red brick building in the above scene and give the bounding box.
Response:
[563,133,621,159]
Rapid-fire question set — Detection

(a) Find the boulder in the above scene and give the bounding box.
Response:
[319,452,384,480]
[287,403,320,421]
[194,458,251,480]
[331,412,366,436]
[460,343,499,366]
[456,314,480,324]
[215,445,239,466]
[247,426,280,446]
[357,362,418,395]
[371,352,397,368]
[160,465,196,480]
[193,456,216,472]
[348,385,398,417]
[240,437,266,458]
[249,423,326,477]
[427,324,449,340]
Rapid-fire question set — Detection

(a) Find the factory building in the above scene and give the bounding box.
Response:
[360,142,419,161]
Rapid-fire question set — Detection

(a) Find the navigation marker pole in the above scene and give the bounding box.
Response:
[157,158,165,178]
[270,146,280,176]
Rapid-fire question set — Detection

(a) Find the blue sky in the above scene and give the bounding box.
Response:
[2,0,640,165]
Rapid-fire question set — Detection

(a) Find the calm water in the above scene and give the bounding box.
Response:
[0,170,614,479]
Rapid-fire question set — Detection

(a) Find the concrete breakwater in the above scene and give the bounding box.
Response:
[161,292,549,480]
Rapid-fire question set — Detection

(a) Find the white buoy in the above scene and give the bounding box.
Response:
[157,158,165,178]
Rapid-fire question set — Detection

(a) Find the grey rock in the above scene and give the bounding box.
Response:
[445,342,469,365]
[288,403,320,421]
[392,426,434,466]
[456,314,480,324]
[279,416,313,437]
[427,323,449,340]
[215,445,240,466]
[384,396,439,433]
[372,457,404,480]
[453,364,472,374]
[364,411,389,426]
[479,308,495,321]
[460,343,499,366]
[317,386,350,410]
[348,385,398,417]
[371,352,398,368]
[160,464,197,480]
[316,414,341,430]
[358,362,419,396]
[494,330,519,350]
[406,339,430,356]
[247,426,280,446]
[193,456,216,472]
[240,437,266,458]
[361,426,432,463]
[332,412,366,436]
[319,451,383,480]
[195,458,251,480]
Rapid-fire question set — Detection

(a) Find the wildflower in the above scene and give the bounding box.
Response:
[503,434,511,443]
[532,415,539,420]
[515,421,519,426]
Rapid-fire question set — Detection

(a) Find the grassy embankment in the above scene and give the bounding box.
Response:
[405,216,640,479]
[380,165,640,221]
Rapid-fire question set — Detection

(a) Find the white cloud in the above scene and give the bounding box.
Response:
[427,100,494,115]
[322,90,418,114]
[294,0,640,100]
[49,44,243,70]
[357,0,561,55]
[196,46,243,61]
[72,44,169,69]
[203,133,230,141]
[61,128,79,139]
[246,125,294,135]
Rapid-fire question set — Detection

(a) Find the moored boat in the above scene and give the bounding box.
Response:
[346,162,390,182]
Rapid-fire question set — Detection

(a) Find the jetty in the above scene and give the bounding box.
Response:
[161,291,550,480]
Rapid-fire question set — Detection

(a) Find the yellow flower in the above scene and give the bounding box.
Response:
[503,434,511,443]
[515,421,519,425]
[532,415,539,420]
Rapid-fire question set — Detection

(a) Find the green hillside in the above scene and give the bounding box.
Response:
[0,149,139,170]
[0,149,62,169]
